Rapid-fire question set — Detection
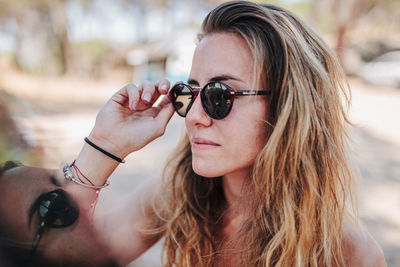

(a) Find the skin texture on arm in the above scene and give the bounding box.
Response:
[96,178,163,265]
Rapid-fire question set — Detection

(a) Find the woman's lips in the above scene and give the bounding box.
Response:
[192,138,220,149]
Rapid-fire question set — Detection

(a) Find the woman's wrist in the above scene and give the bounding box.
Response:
[88,129,132,159]
[74,140,120,187]
[84,137,125,164]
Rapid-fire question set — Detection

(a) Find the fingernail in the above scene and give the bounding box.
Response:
[131,101,137,110]
[160,84,168,93]
[143,93,151,102]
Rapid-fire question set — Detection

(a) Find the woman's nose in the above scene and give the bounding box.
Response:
[185,94,212,127]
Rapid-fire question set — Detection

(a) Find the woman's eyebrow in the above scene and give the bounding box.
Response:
[210,75,243,83]
[187,79,199,86]
[187,74,243,86]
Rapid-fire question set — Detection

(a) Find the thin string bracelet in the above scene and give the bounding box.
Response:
[63,163,110,189]
[72,160,94,186]
[84,137,125,163]
[72,163,99,224]
[71,160,87,184]
[63,162,108,224]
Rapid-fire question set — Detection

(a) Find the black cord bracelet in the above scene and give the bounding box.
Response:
[84,137,125,163]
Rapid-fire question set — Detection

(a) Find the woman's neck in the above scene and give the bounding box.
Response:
[222,170,248,208]
[218,171,249,243]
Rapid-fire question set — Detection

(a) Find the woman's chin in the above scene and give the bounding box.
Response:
[192,163,222,178]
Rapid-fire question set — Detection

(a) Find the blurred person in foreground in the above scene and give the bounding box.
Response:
[0,161,118,267]
[0,1,386,266]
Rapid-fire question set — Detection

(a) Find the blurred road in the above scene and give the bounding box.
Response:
[349,80,400,266]
[1,72,399,266]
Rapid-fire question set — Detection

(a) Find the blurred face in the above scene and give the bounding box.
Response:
[185,32,269,179]
[0,165,115,266]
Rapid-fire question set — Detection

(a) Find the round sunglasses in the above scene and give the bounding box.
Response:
[30,189,79,257]
[169,81,270,120]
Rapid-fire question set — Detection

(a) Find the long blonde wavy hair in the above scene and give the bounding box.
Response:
[148,1,358,266]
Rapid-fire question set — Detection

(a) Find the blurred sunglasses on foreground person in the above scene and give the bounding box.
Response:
[0,161,119,267]
[0,1,386,266]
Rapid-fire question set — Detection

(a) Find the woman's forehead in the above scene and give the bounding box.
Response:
[1,165,25,177]
[0,166,59,202]
[1,167,36,185]
[2,166,54,179]
[0,166,60,239]
[190,32,254,85]
[0,161,23,178]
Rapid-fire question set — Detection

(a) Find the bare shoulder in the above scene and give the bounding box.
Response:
[342,221,387,267]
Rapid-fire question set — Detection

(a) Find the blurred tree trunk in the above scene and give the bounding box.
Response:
[310,0,378,71]
[333,0,357,69]
[0,0,73,75]
[335,24,346,67]
[310,0,351,69]
[50,2,73,74]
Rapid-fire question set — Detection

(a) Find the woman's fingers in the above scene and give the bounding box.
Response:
[111,83,140,110]
[156,79,170,94]
[94,80,175,154]
[126,84,140,110]
[111,80,171,111]
[137,79,172,110]
[139,80,159,105]
[154,103,174,136]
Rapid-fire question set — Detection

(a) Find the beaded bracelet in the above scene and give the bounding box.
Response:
[63,163,110,189]
[63,162,109,224]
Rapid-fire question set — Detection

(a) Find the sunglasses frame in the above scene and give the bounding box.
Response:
[169,81,271,120]
[30,189,79,257]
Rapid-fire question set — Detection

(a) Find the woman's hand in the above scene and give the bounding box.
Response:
[88,79,175,158]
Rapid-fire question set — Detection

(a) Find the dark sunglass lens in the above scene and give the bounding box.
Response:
[171,84,194,117]
[202,83,233,119]
[30,190,79,257]
[39,190,79,228]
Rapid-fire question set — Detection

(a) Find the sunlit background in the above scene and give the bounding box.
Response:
[0,0,399,265]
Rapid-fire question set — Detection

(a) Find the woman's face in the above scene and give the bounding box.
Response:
[0,165,115,265]
[185,32,269,179]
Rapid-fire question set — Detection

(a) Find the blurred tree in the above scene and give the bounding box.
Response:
[118,0,200,42]
[311,0,400,68]
[0,0,91,75]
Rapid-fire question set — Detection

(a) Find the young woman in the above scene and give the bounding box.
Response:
[0,1,385,266]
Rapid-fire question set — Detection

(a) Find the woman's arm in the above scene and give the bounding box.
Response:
[70,80,174,264]
[98,177,164,265]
